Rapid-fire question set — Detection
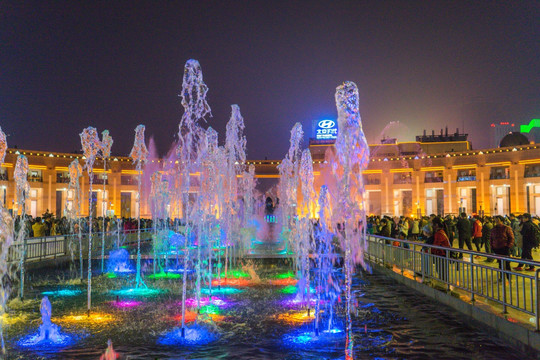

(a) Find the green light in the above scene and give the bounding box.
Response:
[147,270,181,280]
[280,285,297,294]
[521,119,540,133]
[199,304,220,315]
[106,272,117,279]
[275,271,295,279]
[226,270,250,278]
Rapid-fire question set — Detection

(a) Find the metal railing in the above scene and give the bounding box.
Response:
[9,228,153,263]
[365,234,540,331]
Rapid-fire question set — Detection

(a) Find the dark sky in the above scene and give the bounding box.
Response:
[1,1,539,159]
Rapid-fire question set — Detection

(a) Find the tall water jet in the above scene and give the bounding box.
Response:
[100,130,113,273]
[332,81,369,359]
[177,59,211,336]
[313,185,338,336]
[66,159,84,279]
[14,155,29,299]
[80,126,101,311]
[298,149,315,306]
[129,125,149,288]
[277,123,303,264]
[0,126,14,353]
[223,104,247,277]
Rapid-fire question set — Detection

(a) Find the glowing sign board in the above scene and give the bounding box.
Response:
[313,119,338,140]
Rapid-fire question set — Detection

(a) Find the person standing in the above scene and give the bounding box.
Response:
[490,215,514,281]
[517,213,536,271]
[456,212,473,258]
[481,216,494,262]
[510,214,523,259]
[431,217,451,282]
[472,215,483,257]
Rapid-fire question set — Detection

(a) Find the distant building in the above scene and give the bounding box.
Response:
[491,122,517,148]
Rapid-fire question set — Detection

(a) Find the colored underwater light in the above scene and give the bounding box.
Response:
[280,297,318,308]
[106,272,117,278]
[109,300,142,308]
[283,328,344,347]
[110,288,165,297]
[280,285,315,294]
[158,324,219,346]
[56,312,115,325]
[147,270,181,280]
[165,267,194,273]
[201,287,243,295]
[211,278,253,287]
[276,310,316,325]
[0,313,29,326]
[172,310,198,323]
[41,289,82,297]
[270,278,298,286]
[17,331,76,349]
[225,270,250,278]
[275,271,295,279]
[199,304,220,315]
[184,297,228,307]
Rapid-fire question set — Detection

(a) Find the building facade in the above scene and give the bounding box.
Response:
[1,139,540,219]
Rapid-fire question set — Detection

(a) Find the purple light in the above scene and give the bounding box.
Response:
[182,297,229,307]
[280,296,318,308]
[109,300,142,308]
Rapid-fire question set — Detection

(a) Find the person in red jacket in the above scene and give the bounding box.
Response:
[431,217,451,282]
[472,215,483,257]
[490,215,514,281]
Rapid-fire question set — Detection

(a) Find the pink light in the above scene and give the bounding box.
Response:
[109,300,142,308]
[182,297,228,307]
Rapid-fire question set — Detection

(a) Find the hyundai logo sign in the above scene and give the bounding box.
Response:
[314,119,338,140]
[318,119,335,129]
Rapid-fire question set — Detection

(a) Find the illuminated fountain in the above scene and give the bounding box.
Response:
[0,126,14,353]
[331,81,370,359]
[80,126,101,311]
[100,130,113,273]
[106,248,134,275]
[66,159,84,280]
[14,154,29,299]
[129,124,149,289]
[17,297,74,349]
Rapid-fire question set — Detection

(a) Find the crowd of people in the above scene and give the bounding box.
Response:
[367,213,540,276]
[13,210,153,238]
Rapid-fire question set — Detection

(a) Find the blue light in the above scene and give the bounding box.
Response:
[17,331,77,350]
[158,324,218,346]
[283,327,345,349]
[110,288,165,297]
[41,289,82,297]
[201,287,243,295]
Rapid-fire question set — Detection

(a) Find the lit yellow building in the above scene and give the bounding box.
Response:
[1,136,540,218]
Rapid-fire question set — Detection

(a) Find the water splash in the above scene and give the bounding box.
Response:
[100,130,114,273]
[177,59,212,334]
[0,127,6,164]
[333,81,370,359]
[99,339,119,360]
[14,155,29,299]
[106,248,134,274]
[0,130,13,353]
[17,297,75,349]
[130,124,148,289]
[80,126,101,311]
[67,159,84,280]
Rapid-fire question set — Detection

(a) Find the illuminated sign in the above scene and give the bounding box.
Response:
[314,119,338,140]
[521,119,540,134]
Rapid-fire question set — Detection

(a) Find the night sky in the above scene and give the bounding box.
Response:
[1,1,539,159]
